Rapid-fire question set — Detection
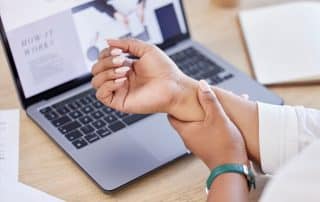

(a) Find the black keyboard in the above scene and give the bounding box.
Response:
[40,89,150,149]
[170,47,233,84]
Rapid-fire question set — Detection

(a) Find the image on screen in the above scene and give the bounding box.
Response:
[0,0,187,98]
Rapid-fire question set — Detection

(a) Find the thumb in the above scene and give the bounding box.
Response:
[107,38,152,57]
[198,80,228,123]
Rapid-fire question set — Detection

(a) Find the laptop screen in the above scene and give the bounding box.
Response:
[0,0,187,99]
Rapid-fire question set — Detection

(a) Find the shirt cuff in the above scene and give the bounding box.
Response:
[258,102,299,174]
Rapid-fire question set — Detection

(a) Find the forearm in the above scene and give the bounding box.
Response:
[208,173,249,202]
[169,77,260,164]
[213,87,260,164]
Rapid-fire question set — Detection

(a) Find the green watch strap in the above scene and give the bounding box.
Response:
[206,163,256,192]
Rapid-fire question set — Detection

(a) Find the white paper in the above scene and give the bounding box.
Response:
[239,2,320,85]
[0,109,63,202]
[2,182,63,202]
[0,109,19,183]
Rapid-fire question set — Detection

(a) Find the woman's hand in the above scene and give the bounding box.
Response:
[91,38,204,121]
[168,80,248,170]
[91,38,260,164]
[91,39,187,115]
[169,80,249,202]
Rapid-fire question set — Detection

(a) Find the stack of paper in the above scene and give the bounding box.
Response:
[0,109,63,202]
[239,2,320,85]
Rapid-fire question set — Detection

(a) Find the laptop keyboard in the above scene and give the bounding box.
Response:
[40,47,233,150]
[40,89,150,149]
[170,47,233,84]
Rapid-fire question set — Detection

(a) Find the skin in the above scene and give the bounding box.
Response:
[169,81,249,202]
[91,38,260,201]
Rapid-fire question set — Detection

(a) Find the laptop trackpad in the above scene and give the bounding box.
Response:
[126,114,187,162]
[82,131,161,189]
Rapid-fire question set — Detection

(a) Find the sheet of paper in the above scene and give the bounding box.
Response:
[0,109,19,182]
[2,181,63,202]
[239,2,320,85]
[0,109,63,202]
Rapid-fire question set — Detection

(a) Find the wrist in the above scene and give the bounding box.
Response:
[206,153,249,171]
[207,170,250,201]
[167,75,205,121]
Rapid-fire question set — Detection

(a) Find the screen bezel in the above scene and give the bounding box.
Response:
[0,0,190,109]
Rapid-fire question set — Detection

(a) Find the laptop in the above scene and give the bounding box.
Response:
[0,0,282,192]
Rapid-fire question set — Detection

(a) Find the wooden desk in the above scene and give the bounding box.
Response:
[0,0,319,201]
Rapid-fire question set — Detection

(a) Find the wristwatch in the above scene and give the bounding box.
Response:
[205,163,256,194]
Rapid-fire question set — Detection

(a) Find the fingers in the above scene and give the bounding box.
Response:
[91,66,131,89]
[98,47,123,60]
[167,115,185,133]
[92,55,131,76]
[198,80,228,123]
[95,78,127,104]
[107,38,153,57]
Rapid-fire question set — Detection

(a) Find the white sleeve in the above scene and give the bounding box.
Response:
[258,102,320,174]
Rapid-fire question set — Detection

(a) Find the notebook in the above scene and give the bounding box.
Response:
[239,2,320,85]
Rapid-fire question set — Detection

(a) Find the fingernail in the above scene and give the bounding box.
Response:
[199,80,210,92]
[115,66,130,74]
[115,77,127,83]
[111,48,123,56]
[112,56,125,65]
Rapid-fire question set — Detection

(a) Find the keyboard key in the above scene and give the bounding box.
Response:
[170,47,228,85]
[65,130,83,141]
[79,116,93,124]
[96,127,111,137]
[80,125,95,134]
[58,121,81,134]
[51,116,71,127]
[93,101,104,109]
[114,111,129,118]
[201,70,222,79]
[104,115,117,124]
[91,111,104,119]
[40,107,52,114]
[102,107,114,114]
[123,114,150,125]
[52,89,92,109]
[210,76,224,85]
[72,138,88,149]
[84,133,100,143]
[81,106,94,114]
[68,102,81,110]
[223,74,234,80]
[69,110,83,119]
[44,111,59,120]
[56,106,70,115]
[109,121,125,132]
[88,91,97,99]
[92,120,106,129]
[79,97,91,105]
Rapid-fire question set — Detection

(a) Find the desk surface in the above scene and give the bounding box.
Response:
[1,0,319,201]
